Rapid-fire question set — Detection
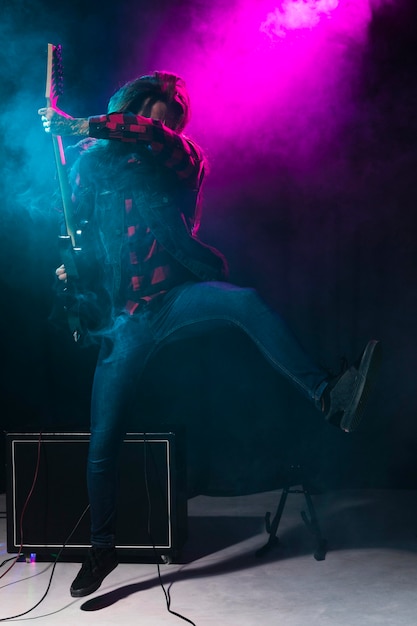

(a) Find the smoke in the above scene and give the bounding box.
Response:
[0,0,120,223]
[0,0,413,265]
[0,2,59,215]
[0,3,56,299]
[120,0,391,182]
[0,0,123,292]
[0,0,414,269]
[0,0,408,222]
[261,0,340,39]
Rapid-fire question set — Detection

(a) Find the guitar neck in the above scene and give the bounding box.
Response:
[49,122,77,245]
[45,44,76,246]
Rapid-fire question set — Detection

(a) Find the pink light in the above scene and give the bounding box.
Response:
[126,0,380,177]
[261,0,339,40]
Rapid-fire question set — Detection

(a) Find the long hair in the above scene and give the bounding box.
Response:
[107,71,191,132]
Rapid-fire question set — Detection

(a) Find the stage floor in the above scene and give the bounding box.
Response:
[1,488,417,625]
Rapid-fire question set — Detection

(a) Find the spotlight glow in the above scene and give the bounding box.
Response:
[126,0,382,173]
[261,0,339,40]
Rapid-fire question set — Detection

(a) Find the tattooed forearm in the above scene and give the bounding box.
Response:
[51,116,90,137]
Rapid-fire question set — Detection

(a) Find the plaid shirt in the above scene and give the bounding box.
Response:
[82,113,204,313]
[89,113,203,188]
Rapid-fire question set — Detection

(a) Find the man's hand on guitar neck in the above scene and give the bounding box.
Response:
[38,106,89,136]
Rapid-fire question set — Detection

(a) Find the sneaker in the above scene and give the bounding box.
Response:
[323,339,381,432]
[70,546,118,598]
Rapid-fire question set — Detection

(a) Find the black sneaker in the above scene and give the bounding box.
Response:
[70,546,118,598]
[323,339,381,432]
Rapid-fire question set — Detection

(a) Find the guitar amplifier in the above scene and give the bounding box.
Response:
[6,432,187,563]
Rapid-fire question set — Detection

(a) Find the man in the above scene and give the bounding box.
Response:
[38,71,380,598]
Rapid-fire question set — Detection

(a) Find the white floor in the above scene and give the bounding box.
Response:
[1,488,417,625]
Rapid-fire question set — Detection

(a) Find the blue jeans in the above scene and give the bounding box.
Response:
[88,281,328,546]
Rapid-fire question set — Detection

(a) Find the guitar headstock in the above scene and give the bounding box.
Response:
[45,43,64,107]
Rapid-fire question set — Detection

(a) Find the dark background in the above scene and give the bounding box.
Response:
[1,0,416,495]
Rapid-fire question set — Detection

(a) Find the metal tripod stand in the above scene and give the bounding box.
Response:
[256,464,327,561]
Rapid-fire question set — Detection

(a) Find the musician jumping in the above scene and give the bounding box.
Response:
[38,71,381,598]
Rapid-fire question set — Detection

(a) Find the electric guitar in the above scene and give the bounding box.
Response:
[45,43,82,342]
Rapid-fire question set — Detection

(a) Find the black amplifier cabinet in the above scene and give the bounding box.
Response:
[6,432,187,563]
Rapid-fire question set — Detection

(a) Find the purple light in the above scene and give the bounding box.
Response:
[126,0,384,177]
